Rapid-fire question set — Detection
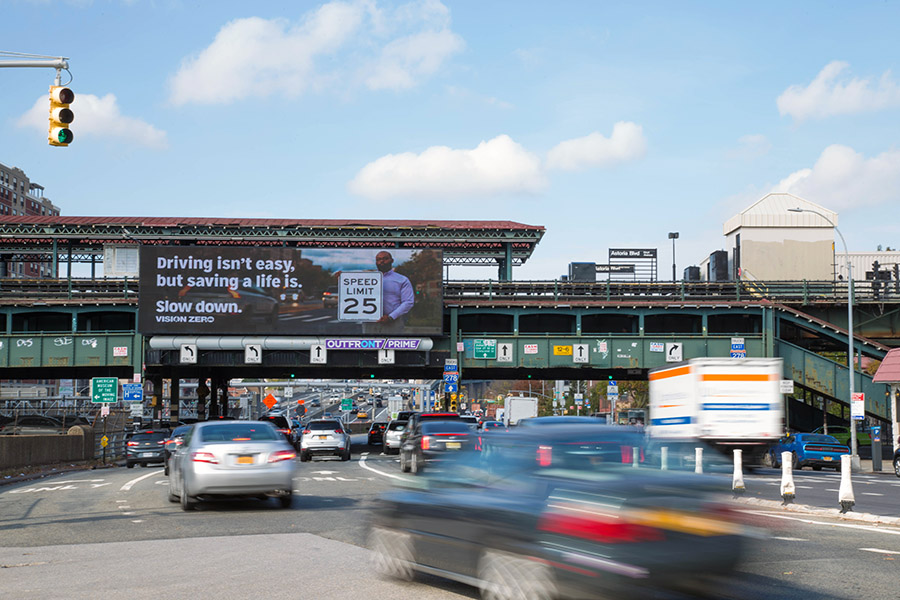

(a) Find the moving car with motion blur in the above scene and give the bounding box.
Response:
[383,419,408,455]
[126,430,169,468]
[163,424,193,475]
[400,420,475,474]
[168,420,296,510]
[372,424,750,599]
[299,419,351,461]
[766,433,849,471]
[258,415,295,445]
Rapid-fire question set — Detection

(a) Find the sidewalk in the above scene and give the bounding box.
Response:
[858,458,896,474]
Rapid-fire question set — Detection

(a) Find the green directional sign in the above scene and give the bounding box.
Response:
[473,338,497,359]
[91,377,119,403]
[341,398,353,411]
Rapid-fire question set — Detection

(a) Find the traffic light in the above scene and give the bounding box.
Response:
[450,399,458,412]
[48,85,74,146]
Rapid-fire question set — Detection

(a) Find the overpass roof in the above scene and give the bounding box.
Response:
[0,216,545,266]
[873,348,900,384]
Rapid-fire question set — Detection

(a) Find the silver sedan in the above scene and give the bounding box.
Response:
[168,420,297,510]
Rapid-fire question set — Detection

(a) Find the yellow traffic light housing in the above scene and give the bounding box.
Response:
[48,85,74,146]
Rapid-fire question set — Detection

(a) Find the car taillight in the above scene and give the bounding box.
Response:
[537,445,552,467]
[157,440,166,445]
[303,430,311,434]
[277,429,291,435]
[538,507,664,544]
[334,429,343,434]
[127,441,138,447]
[421,436,431,450]
[191,451,218,464]
[268,449,296,463]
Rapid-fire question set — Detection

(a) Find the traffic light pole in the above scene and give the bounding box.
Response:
[0,53,69,77]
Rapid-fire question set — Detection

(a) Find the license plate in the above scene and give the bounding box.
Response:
[237,455,253,465]
[823,456,833,461]
[317,435,328,440]
[445,442,461,449]
[141,452,153,457]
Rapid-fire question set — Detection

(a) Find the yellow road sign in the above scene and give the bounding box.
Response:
[100,435,109,448]
[553,345,573,356]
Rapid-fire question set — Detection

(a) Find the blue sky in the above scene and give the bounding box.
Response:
[2,0,900,279]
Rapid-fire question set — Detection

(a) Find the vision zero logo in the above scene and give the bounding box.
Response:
[338,272,382,322]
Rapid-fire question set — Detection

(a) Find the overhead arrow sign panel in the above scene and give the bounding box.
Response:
[497,342,513,363]
[180,344,197,364]
[573,343,589,363]
[310,344,327,364]
[665,342,683,363]
[378,349,395,364]
[244,344,262,364]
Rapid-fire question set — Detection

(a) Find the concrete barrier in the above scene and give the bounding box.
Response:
[0,426,94,470]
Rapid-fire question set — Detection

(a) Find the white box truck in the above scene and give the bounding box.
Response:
[504,396,539,426]
[648,358,784,463]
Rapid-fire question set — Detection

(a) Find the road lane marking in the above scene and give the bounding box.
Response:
[860,548,900,555]
[772,537,809,541]
[120,469,164,491]
[358,454,412,482]
[740,510,900,536]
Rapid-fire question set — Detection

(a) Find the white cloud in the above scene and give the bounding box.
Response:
[546,121,647,171]
[772,144,900,209]
[16,93,167,149]
[348,134,546,199]
[169,0,463,105]
[777,61,900,120]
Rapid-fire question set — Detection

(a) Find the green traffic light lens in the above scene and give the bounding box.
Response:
[57,129,73,143]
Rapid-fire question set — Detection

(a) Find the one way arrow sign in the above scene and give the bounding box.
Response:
[310,344,327,364]
[573,343,589,364]
[665,342,683,362]
[497,342,513,363]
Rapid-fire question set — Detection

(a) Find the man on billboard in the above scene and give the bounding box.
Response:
[373,251,414,333]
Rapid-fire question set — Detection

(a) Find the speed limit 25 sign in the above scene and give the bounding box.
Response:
[337,272,382,321]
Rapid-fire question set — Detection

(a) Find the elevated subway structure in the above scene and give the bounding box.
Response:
[0,216,897,430]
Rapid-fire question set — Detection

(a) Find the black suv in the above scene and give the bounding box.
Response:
[126,430,169,468]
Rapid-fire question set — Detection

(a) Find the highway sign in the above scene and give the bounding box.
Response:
[244,344,262,364]
[338,271,382,322]
[608,384,619,394]
[91,377,118,403]
[122,383,143,402]
[609,380,617,387]
[445,383,458,393]
[310,344,327,364]
[180,344,197,364]
[473,339,497,359]
[443,371,460,384]
[497,342,514,363]
[263,394,277,409]
[341,398,353,411]
[573,343,589,363]
[444,359,458,371]
[378,349,395,364]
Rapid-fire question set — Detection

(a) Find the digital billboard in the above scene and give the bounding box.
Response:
[138,247,443,336]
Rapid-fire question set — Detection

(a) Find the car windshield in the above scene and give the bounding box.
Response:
[421,422,471,434]
[199,424,280,442]
[388,422,407,431]
[419,413,462,422]
[132,432,168,442]
[260,416,290,428]
[308,421,342,431]
[803,434,840,443]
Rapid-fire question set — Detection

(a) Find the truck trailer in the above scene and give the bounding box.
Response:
[503,396,539,426]
[648,358,784,463]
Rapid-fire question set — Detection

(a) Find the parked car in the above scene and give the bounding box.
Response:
[126,430,169,468]
[168,420,297,510]
[368,422,387,445]
[0,415,66,435]
[371,424,749,599]
[766,433,849,470]
[894,446,900,478]
[299,419,351,461]
[810,425,871,446]
[383,419,408,455]
[400,420,476,474]
[163,424,193,475]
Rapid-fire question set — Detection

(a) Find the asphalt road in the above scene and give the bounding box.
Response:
[3,438,900,599]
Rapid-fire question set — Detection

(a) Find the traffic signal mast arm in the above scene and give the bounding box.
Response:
[0,52,74,146]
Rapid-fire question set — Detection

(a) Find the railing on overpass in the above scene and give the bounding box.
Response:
[1,277,899,304]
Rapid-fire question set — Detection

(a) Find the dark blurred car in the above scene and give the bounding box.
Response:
[322,286,339,307]
[516,416,606,427]
[766,433,849,471]
[478,420,505,432]
[126,430,169,468]
[372,425,749,599]
[368,422,387,445]
[405,411,462,436]
[0,415,66,435]
[168,420,296,510]
[163,424,193,475]
[259,415,294,445]
[400,420,475,474]
[894,447,900,478]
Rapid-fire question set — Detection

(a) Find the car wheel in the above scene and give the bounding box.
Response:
[126,462,134,469]
[763,451,773,468]
[279,492,293,509]
[167,481,179,503]
[400,452,410,473]
[342,446,351,461]
[300,451,310,462]
[478,549,557,600]
[180,477,196,511]
[411,452,422,474]
[370,527,415,581]
[792,453,801,470]
[894,459,900,478]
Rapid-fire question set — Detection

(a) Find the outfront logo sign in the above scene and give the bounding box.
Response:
[138,247,442,336]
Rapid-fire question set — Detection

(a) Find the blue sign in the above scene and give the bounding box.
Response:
[872,426,881,442]
[123,383,143,402]
[444,383,458,393]
[443,372,459,384]
[608,380,617,387]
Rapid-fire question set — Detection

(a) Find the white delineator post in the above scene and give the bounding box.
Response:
[694,447,703,474]
[732,449,745,497]
[632,446,640,468]
[780,451,795,505]
[839,454,855,514]
[660,446,668,470]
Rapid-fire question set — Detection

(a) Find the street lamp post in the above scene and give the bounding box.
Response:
[788,207,860,470]
[668,232,679,282]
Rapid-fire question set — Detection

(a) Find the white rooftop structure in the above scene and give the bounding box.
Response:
[724,193,837,235]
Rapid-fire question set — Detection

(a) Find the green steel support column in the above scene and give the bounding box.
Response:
[51,238,58,278]
[576,312,582,336]
[71,312,77,333]
[132,334,143,380]
[503,243,513,281]
[450,306,459,362]
[638,313,645,337]
[764,307,775,357]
